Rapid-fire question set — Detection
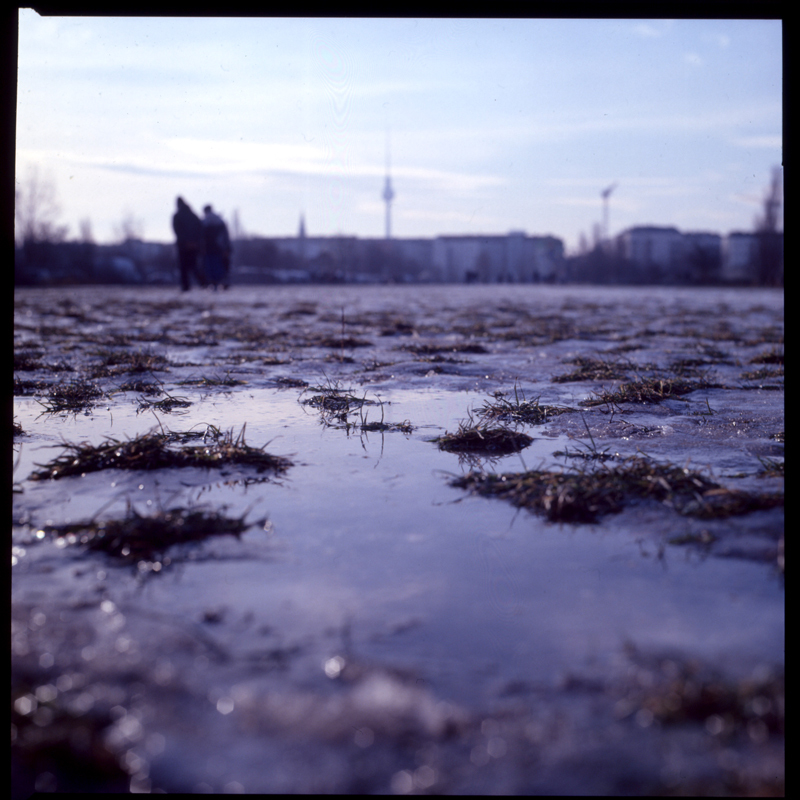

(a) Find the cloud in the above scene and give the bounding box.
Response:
[633,23,664,38]
[632,21,676,39]
[702,32,731,48]
[731,135,782,149]
[21,135,506,200]
[683,53,704,66]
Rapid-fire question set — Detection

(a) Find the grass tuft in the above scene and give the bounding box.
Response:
[29,425,292,481]
[580,375,714,408]
[300,377,377,423]
[433,410,533,455]
[36,380,105,414]
[92,347,170,373]
[177,372,246,387]
[478,384,573,425]
[553,355,633,383]
[451,456,783,524]
[749,347,784,366]
[612,648,784,741]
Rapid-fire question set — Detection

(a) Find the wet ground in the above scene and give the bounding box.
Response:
[13,284,783,795]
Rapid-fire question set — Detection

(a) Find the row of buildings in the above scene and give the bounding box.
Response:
[235,223,781,286]
[607,226,783,286]
[14,223,782,287]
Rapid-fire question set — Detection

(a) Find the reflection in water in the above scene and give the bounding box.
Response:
[13,285,783,794]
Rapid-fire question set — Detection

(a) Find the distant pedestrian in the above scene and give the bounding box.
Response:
[202,205,232,290]
[172,197,206,291]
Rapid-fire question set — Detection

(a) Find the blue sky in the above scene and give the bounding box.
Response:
[15,13,782,251]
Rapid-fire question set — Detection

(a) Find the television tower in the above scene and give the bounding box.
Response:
[382,130,395,240]
[601,183,617,241]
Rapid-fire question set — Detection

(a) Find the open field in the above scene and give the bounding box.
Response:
[13,284,783,795]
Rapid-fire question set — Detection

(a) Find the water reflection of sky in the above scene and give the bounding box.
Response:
[13,384,784,707]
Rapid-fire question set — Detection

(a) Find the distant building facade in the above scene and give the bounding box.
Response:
[611,226,781,285]
[616,226,684,282]
[14,220,780,287]
[431,233,564,283]
[241,228,565,284]
[721,232,761,284]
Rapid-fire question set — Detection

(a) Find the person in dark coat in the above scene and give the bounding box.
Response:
[202,205,232,290]
[172,197,206,291]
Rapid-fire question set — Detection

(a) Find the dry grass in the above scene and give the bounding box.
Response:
[580,375,714,408]
[433,411,533,456]
[741,365,784,380]
[92,347,170,373]
[117,379,162,395]
[300,377,377,423]
[749,347,784,366]
[29,425,292,481]
[14,351,45,371]
[553,355,633,383]
[757,457,784,478]
[613,648,784,741]
[176,372,246,387]
[136,390,193,413]
[36,380,105,414]
[451,456,783,524]
[478,385,573,425]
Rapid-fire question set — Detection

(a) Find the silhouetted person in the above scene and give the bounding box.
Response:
[202,205,232,290]
[172,197,206,291]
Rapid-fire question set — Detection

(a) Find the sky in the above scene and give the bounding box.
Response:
[15,13,782,252]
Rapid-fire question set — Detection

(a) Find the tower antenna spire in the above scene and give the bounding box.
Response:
[601,182,617,241]
[382,128,395,240]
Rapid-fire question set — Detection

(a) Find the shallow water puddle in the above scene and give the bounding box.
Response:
[13,285,783,794]
[14,385,782,695]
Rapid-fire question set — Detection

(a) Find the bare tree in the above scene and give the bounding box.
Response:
[113,210,145,243]
[14,164,69,245]
[754,167,783,286]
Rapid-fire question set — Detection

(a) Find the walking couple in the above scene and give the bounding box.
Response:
[172,197,232,291]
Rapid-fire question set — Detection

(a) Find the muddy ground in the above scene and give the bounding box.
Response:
[13,284,783,795]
